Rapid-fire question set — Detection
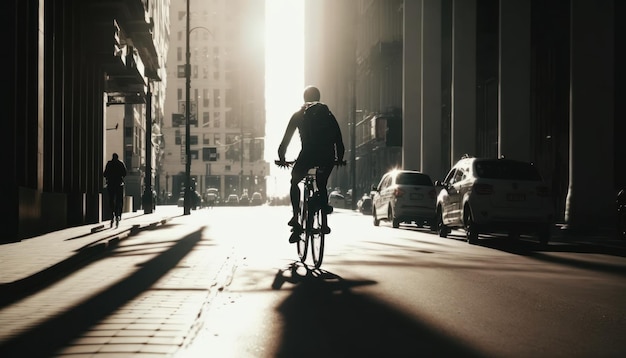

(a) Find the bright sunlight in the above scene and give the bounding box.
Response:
[265,0,304,198]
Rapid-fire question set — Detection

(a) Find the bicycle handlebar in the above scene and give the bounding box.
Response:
[274,159,346,168]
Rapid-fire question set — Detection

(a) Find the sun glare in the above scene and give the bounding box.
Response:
[265,0,304,197]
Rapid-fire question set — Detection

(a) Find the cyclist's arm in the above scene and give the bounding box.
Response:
[330,113,345,161]
[277,113,299,160]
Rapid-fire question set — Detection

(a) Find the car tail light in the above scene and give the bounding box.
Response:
[473,183,493,195]
[537,186,550,197]
[394,188,405,198]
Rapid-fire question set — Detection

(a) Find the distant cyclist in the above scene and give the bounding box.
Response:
[277,85,345,243]
[103,153,127,227]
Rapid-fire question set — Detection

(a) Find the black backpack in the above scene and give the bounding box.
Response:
[301,102,334,145]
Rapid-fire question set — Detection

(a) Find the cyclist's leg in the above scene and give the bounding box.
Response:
[289,161,308,226]
[316,164,334,234]
[316,164,334,209]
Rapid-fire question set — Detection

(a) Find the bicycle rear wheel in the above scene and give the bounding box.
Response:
[310,209,326,269]
[297,191,308,263]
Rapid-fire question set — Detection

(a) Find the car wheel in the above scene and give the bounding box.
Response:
[437,209,449,238]
[389,206,399,228]
[428,218,437,232]
[464,207,478,244]
[538,224,551,246]
[373,209,380,226]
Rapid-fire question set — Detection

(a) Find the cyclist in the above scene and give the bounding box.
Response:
[103,153,127,227]
[277,85,345,243]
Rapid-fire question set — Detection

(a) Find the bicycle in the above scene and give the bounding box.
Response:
[275,159,345,269]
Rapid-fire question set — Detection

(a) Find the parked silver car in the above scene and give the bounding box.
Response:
[435,156,554,244]
[371,169,437,228]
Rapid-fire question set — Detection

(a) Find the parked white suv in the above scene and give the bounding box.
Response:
[435,156,554,244]
[372,169,436,229]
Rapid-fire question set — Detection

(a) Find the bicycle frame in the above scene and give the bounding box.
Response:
[275,159,344,269]
[296,171,326,268]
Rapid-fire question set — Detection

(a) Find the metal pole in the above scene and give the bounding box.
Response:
[142,82,154,213]
[183,0,192,215]
[350,81,357,210]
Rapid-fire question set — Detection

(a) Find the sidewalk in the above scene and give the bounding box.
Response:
[0,206,184,294]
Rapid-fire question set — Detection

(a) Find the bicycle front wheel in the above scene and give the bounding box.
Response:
[297,193,308,263]
[310,209,326,269]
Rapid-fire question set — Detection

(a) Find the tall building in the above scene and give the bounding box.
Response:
[7,0,170,241]
[306,0,623,233]
[105,0,171,215]
[161,0,268,203]
[304,0,358,196]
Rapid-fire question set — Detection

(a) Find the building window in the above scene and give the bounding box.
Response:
[214,112,221,128]
[203,133,211,145]
[225,133,240,161]
[175,130,181,145]
[177,88,182,101]
[202,112,210,127]
[213,89,220,107]
[190,136,198,145]
[203,89,210,107]
[177,47,182,62]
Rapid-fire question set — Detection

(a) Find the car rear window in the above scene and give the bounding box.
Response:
[396,172,433,186]
[474,160,542,181]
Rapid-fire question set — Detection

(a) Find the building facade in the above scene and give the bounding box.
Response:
[161,0,269,204]
[7,0,169,241]
[306,0,624,233]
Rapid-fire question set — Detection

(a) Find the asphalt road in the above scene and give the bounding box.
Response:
[179,205,626,358]
[1,205,624,357]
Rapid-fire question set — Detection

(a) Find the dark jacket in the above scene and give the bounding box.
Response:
[104,158,127,186]
[278,102,345,165]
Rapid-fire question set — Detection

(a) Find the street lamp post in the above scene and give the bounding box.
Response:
[142,81,154,214]
[350,83,357,210]
[183,0,192,215]
[183,1,213,215]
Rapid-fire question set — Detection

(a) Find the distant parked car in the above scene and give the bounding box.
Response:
[356,194,372,215]
[204,188,220,207]
[225,194,239,206]
[328,191,345,210]
[435,155,554,244]
[371,169,436,229]
[177,191,202,209]
[239,193,250,206]
[250,192,263,206]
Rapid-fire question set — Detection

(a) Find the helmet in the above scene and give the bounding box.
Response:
[303,86,320,102]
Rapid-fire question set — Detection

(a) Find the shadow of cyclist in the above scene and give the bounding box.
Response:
[272,261,485,357]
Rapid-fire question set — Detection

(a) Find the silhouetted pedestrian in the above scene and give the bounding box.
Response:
[103,153,127,228]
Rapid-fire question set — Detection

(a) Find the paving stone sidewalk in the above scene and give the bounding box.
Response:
[0,206,183,291]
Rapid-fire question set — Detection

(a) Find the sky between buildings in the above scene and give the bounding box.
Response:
[265,0,304,197]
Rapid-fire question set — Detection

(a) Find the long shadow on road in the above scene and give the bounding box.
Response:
[272,262,486,358]
[0,227,204,357]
